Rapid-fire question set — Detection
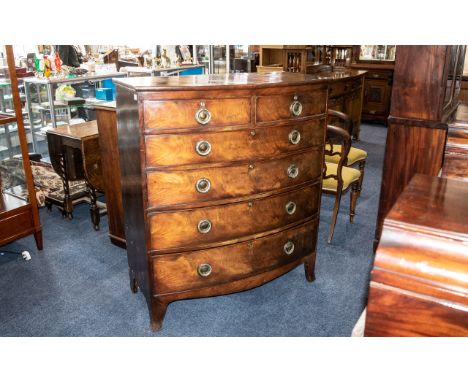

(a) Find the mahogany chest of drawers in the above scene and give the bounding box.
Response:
[365,174,468,336]
[114,73,327,330]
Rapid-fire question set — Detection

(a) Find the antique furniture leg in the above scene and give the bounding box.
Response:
[87,181,100,231]
[150,298,169,332]
[357,160,366,196]
[350,182,359,223]
[59,152,73,219]
[328,189,342,244]
[129,268,138,294]
[304,256,316,282]
[33,230,43,250]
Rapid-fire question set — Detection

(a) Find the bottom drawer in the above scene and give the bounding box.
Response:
[152,219,318,295]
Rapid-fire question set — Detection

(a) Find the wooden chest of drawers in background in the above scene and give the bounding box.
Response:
[114,73,328,330]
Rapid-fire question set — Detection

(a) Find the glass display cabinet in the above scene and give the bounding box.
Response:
[0,45,42,251]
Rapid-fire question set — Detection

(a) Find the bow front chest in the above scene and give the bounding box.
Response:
[114,73,327,330]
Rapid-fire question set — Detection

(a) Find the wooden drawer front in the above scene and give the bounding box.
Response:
[145,119,325,167]
[143,98,251,130]
[0,208,34,245]
[146,149,322,208]
[152,219,318,294]
[149,183,320,251]
[256,89,326,123]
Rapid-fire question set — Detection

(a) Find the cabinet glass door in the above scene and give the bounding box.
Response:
[0,46,29,210]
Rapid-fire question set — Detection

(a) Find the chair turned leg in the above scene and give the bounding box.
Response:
[358,160,366,196]
[87,183,100,231]
[328,190,342,244]
[350,182,359,223]
[304,256,316,282]
[150,298,169,332]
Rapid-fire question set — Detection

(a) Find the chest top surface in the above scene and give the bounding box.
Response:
[113,72,364,92]
[385,174,468,240]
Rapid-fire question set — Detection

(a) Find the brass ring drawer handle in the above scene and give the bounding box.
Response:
[195,178,211,193]
[195,140,212,156]
[197,219,212,234]
[197,263,212,277]
[288,130,301,145]
[287,164,299,179]
[195,101,211,125]
[290,95,303,117]
[284,241,295,255]
[285,201,297,215]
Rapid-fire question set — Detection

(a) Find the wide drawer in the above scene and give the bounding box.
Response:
[255,89,326,123]
[151,219,318,295]
[149,182,320,251]
[145,118,325,167]
[143,97,251,130]
[146,149,323,208]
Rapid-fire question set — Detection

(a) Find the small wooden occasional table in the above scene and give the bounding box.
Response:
[365,174,468,336]
[46,120,105,230]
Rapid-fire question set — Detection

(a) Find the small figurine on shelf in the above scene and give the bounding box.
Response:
[54,52,62,73]
[43,55,52,78]
[161,48,171,68]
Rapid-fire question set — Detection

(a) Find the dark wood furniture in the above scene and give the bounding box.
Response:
[0,45,42,250]
[94,102,126,248]
[46,120,105,229]
[321,70,366,139]
[365,174,468,336]
[115,73,328,330]
[374,45,466,249]
[460,74,468,103]
[442,103,468,181]
[350,45,395,125]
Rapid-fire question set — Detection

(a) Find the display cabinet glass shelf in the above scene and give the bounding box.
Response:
[0,45,42,250]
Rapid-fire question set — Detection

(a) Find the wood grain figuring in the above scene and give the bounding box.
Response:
[442,102,468,182]
[144,98,251,129]
[95,105,126,247]
[391,46,448,121]
[115,73,326,330]
[365,284,468,336]
[146,149,322,208]
[152,220,318,295]
[365,174,468,337]
[256,90,326,123]
[375,122,447,244]
[145,118,325,167]
[149,183,320,251]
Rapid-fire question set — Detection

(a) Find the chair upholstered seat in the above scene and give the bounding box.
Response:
[325,144,367,165]
[322,162,361,192]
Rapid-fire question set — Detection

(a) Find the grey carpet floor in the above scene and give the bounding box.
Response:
[0,123,387,336]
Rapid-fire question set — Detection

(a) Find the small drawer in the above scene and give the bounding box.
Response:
[151,219,318,294]
[146,149,323,208]
[143,97,251,130]
[149,183,320,251]
[145,118,325,167]
[256,89,326,123]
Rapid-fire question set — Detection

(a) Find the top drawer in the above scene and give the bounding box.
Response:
[256,89,326,123]
[143,98,251,130]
